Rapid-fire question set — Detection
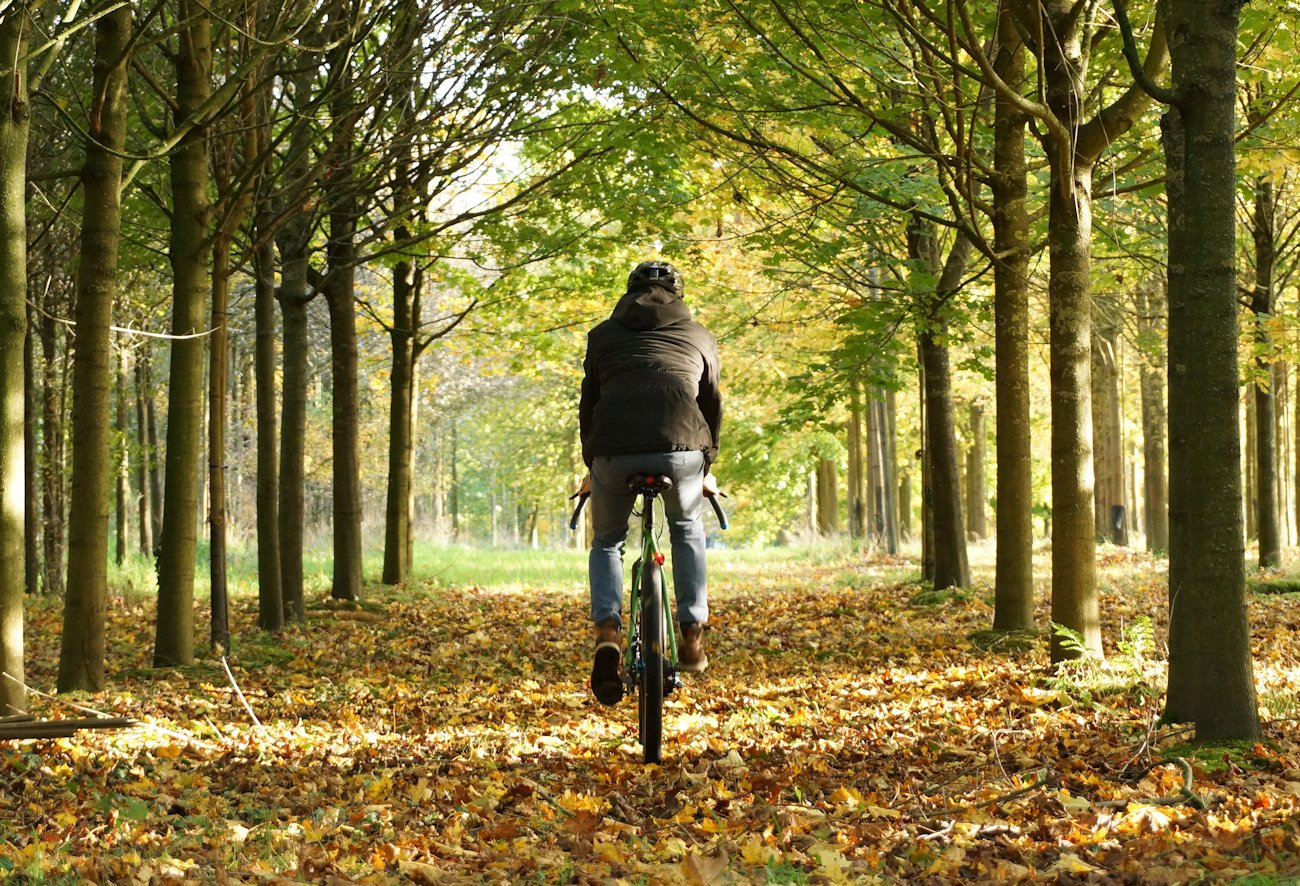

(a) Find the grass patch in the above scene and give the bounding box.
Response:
[909,586,975,606]
[1249,577,1300,597]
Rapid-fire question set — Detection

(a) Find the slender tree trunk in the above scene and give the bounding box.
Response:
[1092,295,1126,544]
[134,362,154,557]
[816,457,839,535]
[383,253,417,584]
[1251,175,1280,569]
[115,354,129,566]
[847,384,865,542]
[146,367,162,548]
[60,1,131,691]
[1162,0,1259,740]
[325,192,364,601]
[1245,392,1256,539]
[253,220,283,630]
[155,2,213,668]
[24,303,38,597]
[914,223,971,589]
[966,403,987,540]
[0,5,30,713]
[1137,279,1168,555]
[208,230,233,652]
[989,1,1035,630]
[274,60,317,622]
[881,389,900,553]
[40,311,66,599]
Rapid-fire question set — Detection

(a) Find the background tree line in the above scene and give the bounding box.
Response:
[0,0,1295,743]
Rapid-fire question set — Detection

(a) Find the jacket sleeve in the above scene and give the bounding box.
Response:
[697,335,722,466]
[578,343,599,467]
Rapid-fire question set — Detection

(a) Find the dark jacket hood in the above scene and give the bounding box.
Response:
[610,283,691,331]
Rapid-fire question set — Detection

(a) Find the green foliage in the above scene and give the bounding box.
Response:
[1046,616,1163,707]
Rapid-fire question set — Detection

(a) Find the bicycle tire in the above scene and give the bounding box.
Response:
[638,559,665,764]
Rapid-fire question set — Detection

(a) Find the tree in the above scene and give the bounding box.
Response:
[60,0,133,691]
[154,0,214,667]
[0,3,30,714]
[1133,0,1261,740]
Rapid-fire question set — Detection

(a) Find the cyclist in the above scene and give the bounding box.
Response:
[577,260,722,705]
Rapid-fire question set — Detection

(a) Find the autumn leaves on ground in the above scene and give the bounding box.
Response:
[6,548,1300,884]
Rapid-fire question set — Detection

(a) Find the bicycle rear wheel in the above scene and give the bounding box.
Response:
[638,559,665,764]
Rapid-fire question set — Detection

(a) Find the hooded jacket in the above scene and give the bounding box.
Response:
[579,282,721,467]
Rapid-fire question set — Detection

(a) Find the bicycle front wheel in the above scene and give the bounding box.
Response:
[638,559,666,764]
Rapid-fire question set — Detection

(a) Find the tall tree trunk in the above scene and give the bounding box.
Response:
[1019,0,1166,661]
[989,0,1035,631]
[966,402,987,540]
[0,5,30,713]
[914,222,972,590]
[1137,279,1169,555]
[324,188,364,601]
[253,220,283,630]
[155,1,213,668]
[274,59,317,623]
[1162,0,1259,741]
[1244,391,1256,539]
[881,389,900,553]
[115,354,129,566]
[60,1,131,691]
[1092,294,1126,544]
[40,311,66,599]
[1251,175,1280,569]
[145,365,162,547]
[134,362,154,558]
[816,457,839,535]
[276,284,310,621]
[382,253,418,584]
[24,303,38,597]
[208,230,233,651]
[847,384,865,542]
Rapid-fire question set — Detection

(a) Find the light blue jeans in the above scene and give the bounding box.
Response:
[588,451,708,629]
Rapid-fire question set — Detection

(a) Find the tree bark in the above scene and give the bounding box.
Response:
[816,457,839,535]
[1137,279,1169,555]
[974,0,1035,626]
[1162,0,1259,741]
[0,5,30,714]
[40,308,67,599]
[324,185,364,601]
[134,362,153,558]
[253,219,283,630]
[1251,175,1280,569]
[60,1,131,691]
[155,1,213,668]
[115,355,129,566]
[274,59,318,623]
[913,220,971,589]
[208,229,233,652]
[24,302,37,597]
[966,402,987,540]
[1091,293,1127,545]
[382,252,418,584]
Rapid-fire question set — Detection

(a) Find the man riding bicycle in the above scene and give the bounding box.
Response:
[577,260,722,705]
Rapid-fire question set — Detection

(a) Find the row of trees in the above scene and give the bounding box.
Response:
[2,0,1294,744]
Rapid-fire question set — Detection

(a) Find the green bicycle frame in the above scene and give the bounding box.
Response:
[626,497,678,681]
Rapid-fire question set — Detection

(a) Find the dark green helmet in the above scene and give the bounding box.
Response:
[627,260,683,297]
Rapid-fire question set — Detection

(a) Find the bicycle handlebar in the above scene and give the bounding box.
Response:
[568,492,589,531]
[568,489,729,531]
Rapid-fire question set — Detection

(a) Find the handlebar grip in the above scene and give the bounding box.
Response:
[569,493,590,531]
[707,493,728,530]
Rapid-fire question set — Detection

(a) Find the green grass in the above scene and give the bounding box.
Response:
[108,539,885,601]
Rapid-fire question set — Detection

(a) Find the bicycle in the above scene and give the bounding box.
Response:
[571,474,727,764]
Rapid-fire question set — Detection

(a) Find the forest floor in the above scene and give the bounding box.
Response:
[5,544,1300,884]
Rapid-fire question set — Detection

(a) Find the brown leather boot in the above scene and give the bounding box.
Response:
[590,619,623,705]
[678,622,708,673]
